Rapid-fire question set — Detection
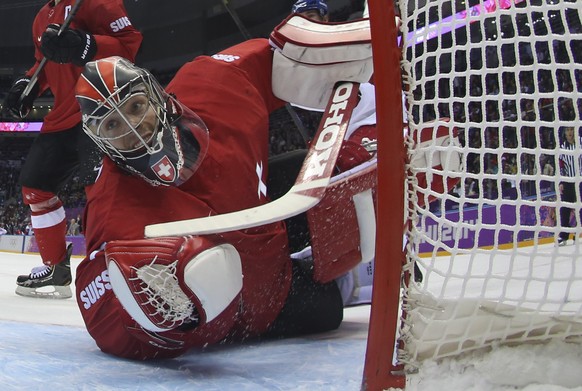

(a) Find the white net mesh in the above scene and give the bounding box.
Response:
[133,259,197,328]
[397,0,582,369]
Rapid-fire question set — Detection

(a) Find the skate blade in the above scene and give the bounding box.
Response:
[15,285,72,299]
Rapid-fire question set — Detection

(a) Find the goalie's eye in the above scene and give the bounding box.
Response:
[99,115,129,139]
[125,92,148,116]
[99,94,150,138]
[102,117,120,134]
[129,100,146,115]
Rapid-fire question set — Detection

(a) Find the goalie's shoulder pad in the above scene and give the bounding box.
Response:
[269,14,374,110]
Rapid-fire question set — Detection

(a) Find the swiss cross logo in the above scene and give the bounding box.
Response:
[151,156,176,183]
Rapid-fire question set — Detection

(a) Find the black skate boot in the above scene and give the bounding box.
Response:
[15,243,73,299]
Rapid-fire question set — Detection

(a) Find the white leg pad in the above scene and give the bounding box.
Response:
[183,244,243,323]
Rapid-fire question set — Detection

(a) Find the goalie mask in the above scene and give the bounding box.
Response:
[75,56,209,187]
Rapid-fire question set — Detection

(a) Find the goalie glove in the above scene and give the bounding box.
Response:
[105,236,243,332]
[1,76,39,119]
[40,24,97,66]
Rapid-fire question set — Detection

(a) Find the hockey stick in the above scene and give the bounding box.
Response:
[145,81,361,238]
[18,0,86,115]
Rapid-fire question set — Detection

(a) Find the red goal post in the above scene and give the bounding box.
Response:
[363,0,406,390]
[363,0,582,389]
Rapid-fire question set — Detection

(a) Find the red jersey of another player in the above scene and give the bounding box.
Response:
[75,39,292,359]
[28,0,142,132]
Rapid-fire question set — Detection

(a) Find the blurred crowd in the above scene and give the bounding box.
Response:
[410,31,581,204]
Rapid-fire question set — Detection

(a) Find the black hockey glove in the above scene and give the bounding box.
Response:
[0,76,39,119]
[40,23,97,66]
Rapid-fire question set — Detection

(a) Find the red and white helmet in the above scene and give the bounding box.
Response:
[75,56,209,186]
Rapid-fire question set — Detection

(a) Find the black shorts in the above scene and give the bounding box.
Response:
[19,123,102,193]
[263,260,344,339]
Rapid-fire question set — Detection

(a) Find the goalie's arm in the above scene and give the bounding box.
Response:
[145,81,360,238]
[146,15,376,238]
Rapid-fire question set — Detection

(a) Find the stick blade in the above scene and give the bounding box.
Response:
[145,191,320,237]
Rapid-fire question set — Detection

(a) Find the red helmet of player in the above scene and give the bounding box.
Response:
[75,56,209,186]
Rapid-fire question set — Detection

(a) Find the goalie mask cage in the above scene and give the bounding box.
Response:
[363,0,582,390]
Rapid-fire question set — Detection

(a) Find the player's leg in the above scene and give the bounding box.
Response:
[263,259,344,338]
[559,205,572,245]
[16,125,82,298]
[16,241,73,299]
[558,182,575,245]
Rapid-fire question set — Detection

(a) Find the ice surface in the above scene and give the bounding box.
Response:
[0,252,368,390]
[2,251,582,390]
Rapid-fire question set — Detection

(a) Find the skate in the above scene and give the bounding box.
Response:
[15,243,73,299]
[557,235,572,247]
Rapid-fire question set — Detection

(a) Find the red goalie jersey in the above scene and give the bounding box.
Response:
[75,40,298,359]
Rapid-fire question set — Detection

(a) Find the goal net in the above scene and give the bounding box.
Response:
[364,0,582,388]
